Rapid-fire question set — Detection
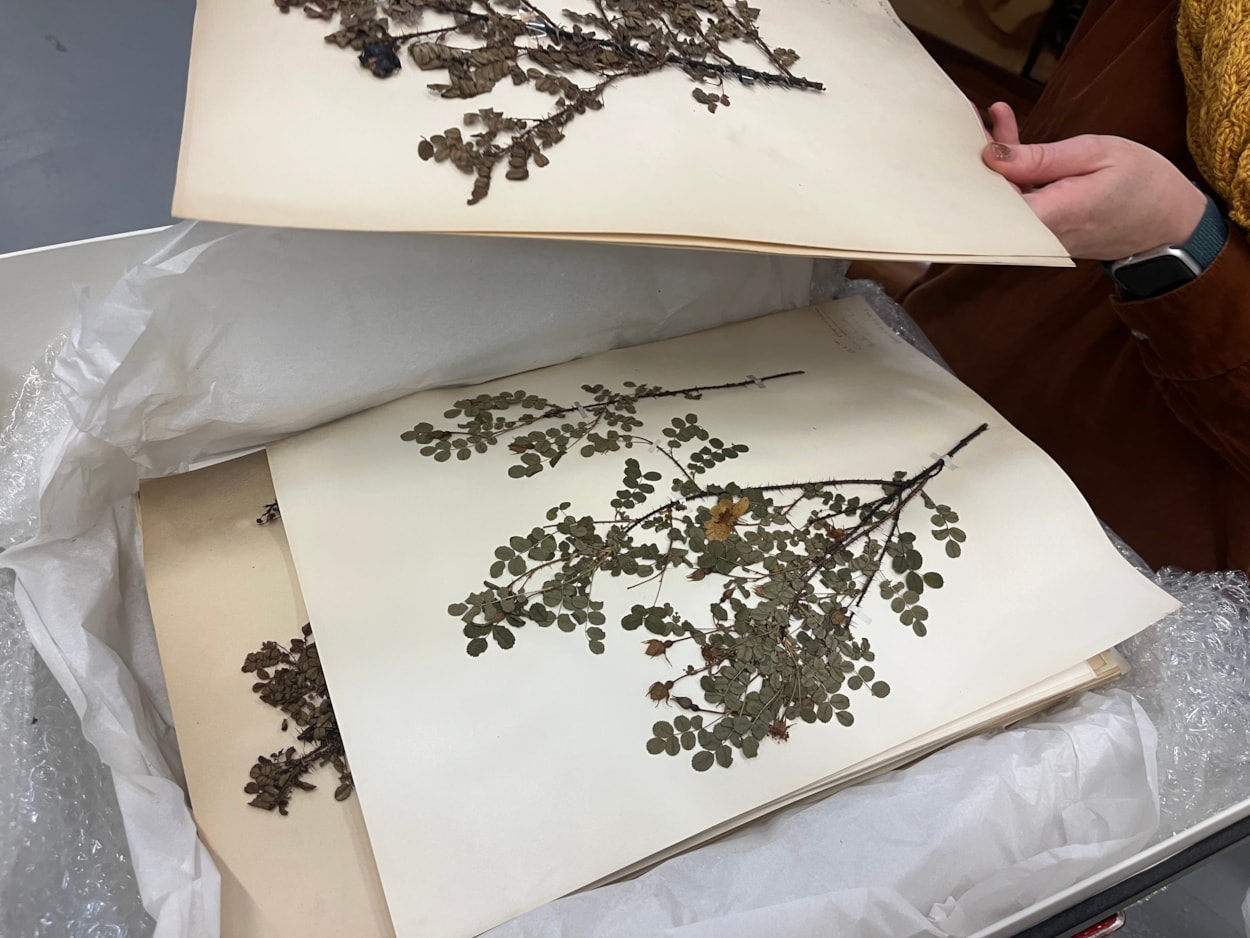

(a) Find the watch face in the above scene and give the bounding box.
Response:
[1113,254,1197,299]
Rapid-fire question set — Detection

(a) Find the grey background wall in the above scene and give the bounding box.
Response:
[0,0,194,255]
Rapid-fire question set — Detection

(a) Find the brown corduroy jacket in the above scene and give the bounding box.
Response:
[902,0,1250,574]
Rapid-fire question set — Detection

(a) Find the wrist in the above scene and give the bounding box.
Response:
[1105,191,1228,299]
[1160,183,1211,246]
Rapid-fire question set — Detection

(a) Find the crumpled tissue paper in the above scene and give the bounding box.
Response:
[1,223,1163,938]
[1,222,812,937]
[484,691,1158,938]
[53,222,813,470]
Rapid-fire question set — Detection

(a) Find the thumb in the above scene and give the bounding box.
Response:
[983,136,1108,186]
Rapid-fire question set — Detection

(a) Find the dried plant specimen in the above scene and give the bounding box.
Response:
[241,623,355,814]
[272,0,824,203]
[256,501,282,525]
[401,374,982,771]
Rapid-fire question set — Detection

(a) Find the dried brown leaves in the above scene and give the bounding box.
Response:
[270,0,824,204]
[241,623,354,815]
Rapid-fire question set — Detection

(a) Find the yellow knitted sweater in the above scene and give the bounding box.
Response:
[1177,0,1250,228]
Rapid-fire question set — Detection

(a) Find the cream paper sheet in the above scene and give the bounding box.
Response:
[582,653,1126,892]
[138,446,1114,934]
[174,0,1068,264]
[138,451,394,938]
[266,297,1176,938]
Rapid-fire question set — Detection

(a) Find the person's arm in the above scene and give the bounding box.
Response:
[983,102,1250,479]
[1111,227,1250,478]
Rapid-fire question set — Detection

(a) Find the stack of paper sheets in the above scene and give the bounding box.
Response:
[173,0,1069,264]
[139,299,1175,938]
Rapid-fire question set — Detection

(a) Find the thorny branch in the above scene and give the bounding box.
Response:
[404,375,981,772]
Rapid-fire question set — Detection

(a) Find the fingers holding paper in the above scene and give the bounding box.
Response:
[980,103,1207,261]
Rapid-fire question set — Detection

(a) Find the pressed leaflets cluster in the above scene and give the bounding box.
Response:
[270,0,824,203]
[240,504,355,814]
[240,622,356,814]
[401,373,981,772]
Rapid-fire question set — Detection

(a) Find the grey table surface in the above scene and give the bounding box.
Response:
[0,0,195,257]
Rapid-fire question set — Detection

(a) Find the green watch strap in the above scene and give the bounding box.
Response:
[1183,192,1229,270]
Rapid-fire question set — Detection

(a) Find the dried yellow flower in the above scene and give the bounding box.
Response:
[704,496,749,541]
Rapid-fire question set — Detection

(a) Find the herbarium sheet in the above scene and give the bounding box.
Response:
[266,297,1176,938]
[174,0,1067,264]
[139,452,394,938]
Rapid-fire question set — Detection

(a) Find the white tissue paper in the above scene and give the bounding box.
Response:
[1,222,1161,938]
[52,223,812,469]
[484,691,1158,938]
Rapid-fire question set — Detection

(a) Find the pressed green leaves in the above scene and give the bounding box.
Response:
[408,375,985,772]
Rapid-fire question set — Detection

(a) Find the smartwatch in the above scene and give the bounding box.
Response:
[1106,193,1228,299]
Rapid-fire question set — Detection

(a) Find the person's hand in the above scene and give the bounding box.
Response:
[982,102,1207,261]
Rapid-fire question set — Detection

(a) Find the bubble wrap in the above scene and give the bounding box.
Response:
[822,270,950,368]
[0,348,67,550]
[1120,569,1250,837]
[824,271,1250,845]
[0,352,152,938]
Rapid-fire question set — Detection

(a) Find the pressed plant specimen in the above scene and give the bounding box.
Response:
[271,0,824,203]
[401,371,982,771]
[241,622,355,813]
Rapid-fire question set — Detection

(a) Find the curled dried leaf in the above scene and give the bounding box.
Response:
[644,639,673,658]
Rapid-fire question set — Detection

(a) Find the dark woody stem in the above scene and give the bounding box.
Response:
[430,371,806,446]
[626,423,988,535]
[387,0,825,91]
